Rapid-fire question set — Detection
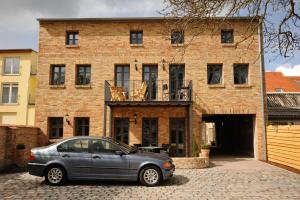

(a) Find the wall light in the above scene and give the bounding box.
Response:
[65,113,71,125]
[134,59,138,71]
[162,59,166,71]
[134,113,137,124]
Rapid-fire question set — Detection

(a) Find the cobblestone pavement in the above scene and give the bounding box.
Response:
[0,158,299,200]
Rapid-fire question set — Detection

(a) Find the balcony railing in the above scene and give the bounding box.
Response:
[105,80,192,104]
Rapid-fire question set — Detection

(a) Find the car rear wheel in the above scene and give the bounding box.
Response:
[45,166,66,186]
[139,166,162,186]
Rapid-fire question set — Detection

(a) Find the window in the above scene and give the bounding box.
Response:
[76,65,91,85]
[130,31,143,44]
[275,88,284,92]
[234,64,249,84]
[50,65,65,85]
[91,139,120,154]
[3,57,20,74]
[2,83,18,104]
[221,30,234,43]
[114,118,129,144]
[171,30,184,44]
[57,139,89,153]
[66,31,79,45]
[207,64,223,84]
[75,117,89,136]
[49,117,63,138]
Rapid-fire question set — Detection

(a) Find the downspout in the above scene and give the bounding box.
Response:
[258,19,267,161]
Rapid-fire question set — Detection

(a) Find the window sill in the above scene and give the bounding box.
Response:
[208,84,225,88]
[75,84,92,89]
[130,44,143,47]
[221,43,236,48]
[0,103,19,106]
[66,44,79,48]
[49,84,66,89]
[1,73,21,76]
[234,84,252,88]
[171,43,184,47]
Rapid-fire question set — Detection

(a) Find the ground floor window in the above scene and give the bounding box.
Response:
[49,117,63,138]
[114,118,129,144]
[142,118,158,146]
[74,117,90,136]
[170,118,185,157]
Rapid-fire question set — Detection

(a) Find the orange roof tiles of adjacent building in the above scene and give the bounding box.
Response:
[265,72,300,92]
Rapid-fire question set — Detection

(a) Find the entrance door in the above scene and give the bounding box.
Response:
[114,118,129,144]
[169,64,185,100]
[170,118,185,156]
[143,65,158,100]
[115,65,130,97]
[142,118,158,146]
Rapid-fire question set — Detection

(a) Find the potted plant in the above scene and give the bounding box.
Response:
[200,144,211,158]
[16,143,26,167]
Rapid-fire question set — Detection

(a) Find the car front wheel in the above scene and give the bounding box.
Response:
[139,166,162,186]
[45,166,66,186]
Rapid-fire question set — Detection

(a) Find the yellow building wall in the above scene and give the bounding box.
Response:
[267,125,300,170]
[0,50,37,125]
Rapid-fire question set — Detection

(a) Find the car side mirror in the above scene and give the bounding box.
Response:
[115,150,124,156]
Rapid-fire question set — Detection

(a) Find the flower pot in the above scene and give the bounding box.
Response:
[15,149,27,167]
[200,149,210,158]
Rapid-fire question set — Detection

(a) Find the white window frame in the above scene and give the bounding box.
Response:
[3,57,20,75]
[1,83,18,104]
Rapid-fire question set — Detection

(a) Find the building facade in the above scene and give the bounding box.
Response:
[36,18,266,159]
[0,49,37,125]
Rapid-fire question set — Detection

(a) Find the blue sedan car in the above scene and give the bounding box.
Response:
[28,137,175,186]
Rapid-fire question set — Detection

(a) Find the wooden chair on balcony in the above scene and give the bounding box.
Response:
[132,81,148,101]
[109,86,126,101]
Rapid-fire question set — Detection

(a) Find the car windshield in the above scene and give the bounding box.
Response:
[110,139,137,154]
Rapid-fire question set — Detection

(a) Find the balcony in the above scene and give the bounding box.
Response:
[105,80,192,106]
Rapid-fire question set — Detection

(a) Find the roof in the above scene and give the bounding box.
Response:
[37,16,260,22]
[265,72,300,92]
[267,93,300,119]
[0,49,37,53]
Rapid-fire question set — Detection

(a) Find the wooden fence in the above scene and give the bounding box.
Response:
[266,125,300,170]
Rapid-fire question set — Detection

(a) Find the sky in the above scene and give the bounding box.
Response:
[0,0,299,75]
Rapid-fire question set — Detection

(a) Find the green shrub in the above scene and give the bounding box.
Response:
[16,143,25,150]
[201,144,210,149]
[191,134,199,157]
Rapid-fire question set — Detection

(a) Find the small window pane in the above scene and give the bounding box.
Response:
[51,65,65,85]
[207,64,222,84]
[49,117,63,138]
[4,58,19,74]
[11,85,18,103]
[221,30,234,43]
[76,65,91,85]
[66,32,79,45]
[2,85,10,103]
[130,31,143,44]
[171,31,184,44]
[75,117,90,136]
[234,64,249,84]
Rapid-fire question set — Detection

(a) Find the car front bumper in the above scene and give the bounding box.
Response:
[163,164,175,180]
[28,163,46,177]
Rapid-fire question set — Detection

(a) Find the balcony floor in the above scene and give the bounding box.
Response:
[105,100,192,107]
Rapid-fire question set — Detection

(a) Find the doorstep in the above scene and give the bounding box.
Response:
[172,157,210,169]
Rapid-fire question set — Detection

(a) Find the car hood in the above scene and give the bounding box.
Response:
[128,152,171,161]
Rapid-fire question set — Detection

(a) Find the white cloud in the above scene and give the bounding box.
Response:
[275,64,300,76]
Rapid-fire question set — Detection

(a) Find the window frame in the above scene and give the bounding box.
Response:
[48,117,64,139]
[50,65,65,85]
[3,57,20,75]
[1,83,18,104]
[233,64,249,85]
[74,117,90,136]
[207,64,223,85]
[171,30,184,44]
[76,65,91,85]
[221,30,234,44]
[130,30,143,45]
[66,31,79,45]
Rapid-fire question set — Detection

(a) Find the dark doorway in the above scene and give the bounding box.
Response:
[143,65,158,100]
[142,118,158,146]
[169,64,185,100]
[202,114,254,157]
[114,118,129,144]
[169,118,185,157]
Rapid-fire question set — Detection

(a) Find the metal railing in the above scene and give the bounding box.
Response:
[105,79,192,102]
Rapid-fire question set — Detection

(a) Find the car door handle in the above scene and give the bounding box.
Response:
[62,154,70,158]
[93,155,101,159]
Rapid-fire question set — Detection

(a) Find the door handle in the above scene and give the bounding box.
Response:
[93,155,101,159]
[62,154,70,158]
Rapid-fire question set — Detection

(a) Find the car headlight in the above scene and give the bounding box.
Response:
[162,161,171,169]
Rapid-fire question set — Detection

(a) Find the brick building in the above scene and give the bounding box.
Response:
[35,17,266,159]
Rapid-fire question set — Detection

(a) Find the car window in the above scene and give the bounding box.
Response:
[91,139,120,154]
[57,139,89,153]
